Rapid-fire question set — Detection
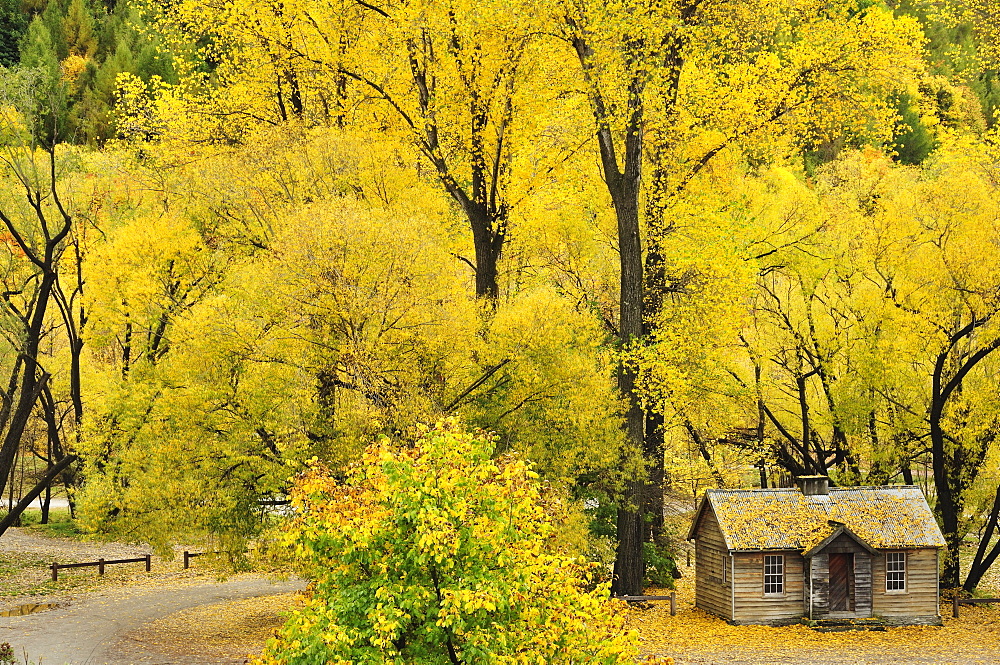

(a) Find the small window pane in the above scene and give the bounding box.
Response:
[764,555,784,594]
[886,552,906,591]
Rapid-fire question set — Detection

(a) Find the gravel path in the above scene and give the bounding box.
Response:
[0,527,303,664]
[0,527,152,560]
[0,575,302,664]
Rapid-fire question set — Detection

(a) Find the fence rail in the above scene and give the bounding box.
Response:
[182,550,215,569]
[952,596,1000,618]
[50,555,151,581]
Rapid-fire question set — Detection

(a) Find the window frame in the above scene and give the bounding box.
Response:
[763,554,785,596]
[886,551,907,593]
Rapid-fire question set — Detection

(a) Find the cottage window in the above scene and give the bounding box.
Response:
[763,554,784,595]
[722,553,728,584]
[886,551,906,592]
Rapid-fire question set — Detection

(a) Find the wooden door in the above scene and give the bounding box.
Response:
[829,553,855,612]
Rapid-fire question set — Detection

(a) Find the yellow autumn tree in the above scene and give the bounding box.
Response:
[136,0,572,300]
[255,420,653,664]
[560,0,926,593]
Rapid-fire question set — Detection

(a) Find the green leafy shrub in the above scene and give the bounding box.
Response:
[643,541,678,588]
[255,420,644,664]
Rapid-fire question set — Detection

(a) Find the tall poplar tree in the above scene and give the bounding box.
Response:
[562,0,923,594]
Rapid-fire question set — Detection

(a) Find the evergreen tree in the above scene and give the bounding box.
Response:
[62,0,96,58]
[891,92,935,164]
[0,0,27,67]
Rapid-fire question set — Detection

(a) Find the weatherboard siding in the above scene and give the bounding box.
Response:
[732,551,806,624]
[872,548,939,618]
[693,507,732,619]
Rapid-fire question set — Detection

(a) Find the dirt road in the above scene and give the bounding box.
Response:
[0,526,303,664]
[0,575,302,664]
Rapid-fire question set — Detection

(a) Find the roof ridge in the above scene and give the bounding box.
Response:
[706,485,922,493]
[828,485,921,491]
[706,487,797,492]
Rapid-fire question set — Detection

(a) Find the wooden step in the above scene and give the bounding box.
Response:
[813,624,887,632]
[808,617,888,631]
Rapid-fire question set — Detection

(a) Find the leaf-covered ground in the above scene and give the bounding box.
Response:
[10,524,1000,664]
[108,592,298,663]
[630,571,1000,664]
[0,525,220,603]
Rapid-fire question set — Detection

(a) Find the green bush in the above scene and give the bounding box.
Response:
[255,420,646,664]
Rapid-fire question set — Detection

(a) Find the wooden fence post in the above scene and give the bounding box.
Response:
[184,551,190,569]
[51,563,58,582]
[953,595,960,618]
[98,558,105,576]
[670,591,676,616]
[145,554,151,572]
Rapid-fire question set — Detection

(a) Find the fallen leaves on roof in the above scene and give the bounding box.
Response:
[709,488,945,551]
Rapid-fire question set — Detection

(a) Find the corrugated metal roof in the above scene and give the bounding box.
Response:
[700,486,945,552]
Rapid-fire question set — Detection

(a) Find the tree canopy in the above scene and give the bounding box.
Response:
[2,0,1000,629]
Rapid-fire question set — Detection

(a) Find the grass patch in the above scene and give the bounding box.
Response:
[17,508,85,539]
[0,551,106,599]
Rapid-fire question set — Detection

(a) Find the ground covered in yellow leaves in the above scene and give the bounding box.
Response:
[629,574,1000,664]
[109,592,298,663]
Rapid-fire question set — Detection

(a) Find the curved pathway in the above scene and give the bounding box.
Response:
[0,576,302,664]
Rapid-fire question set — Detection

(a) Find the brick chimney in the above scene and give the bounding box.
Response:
[796,475,830,496]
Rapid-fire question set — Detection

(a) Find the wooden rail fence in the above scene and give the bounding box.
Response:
[182,550,216,569]
[952,596,1000,618]
[614,592,677,616]
[50,550,217,579]
[50,555,151,581]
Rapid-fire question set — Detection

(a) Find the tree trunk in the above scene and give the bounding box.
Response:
[40,481,50,524]
[928,319,1000,588]
[570,14,648,595]
[467,204,504,300]
[964,484,1000,592]
[645,410,666,540]
[611,476,645,596]
[0,268,55,499]
[608,151,646,596]
[938,492,963,588]
[0,454,77,536]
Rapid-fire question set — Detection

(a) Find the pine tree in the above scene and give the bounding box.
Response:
[0,0,27,67]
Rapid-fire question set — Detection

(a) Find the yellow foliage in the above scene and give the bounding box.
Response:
[255,420,646,664]
[60,54,89,84]
[709,488,946,552]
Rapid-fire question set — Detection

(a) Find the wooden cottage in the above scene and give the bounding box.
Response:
[687,477,945,626]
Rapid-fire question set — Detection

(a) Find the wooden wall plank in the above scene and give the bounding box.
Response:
[732,551,806,623]
[693,507,732,619]
[872,548,939,617]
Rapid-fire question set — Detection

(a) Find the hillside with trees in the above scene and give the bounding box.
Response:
[2,0,1000,659]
